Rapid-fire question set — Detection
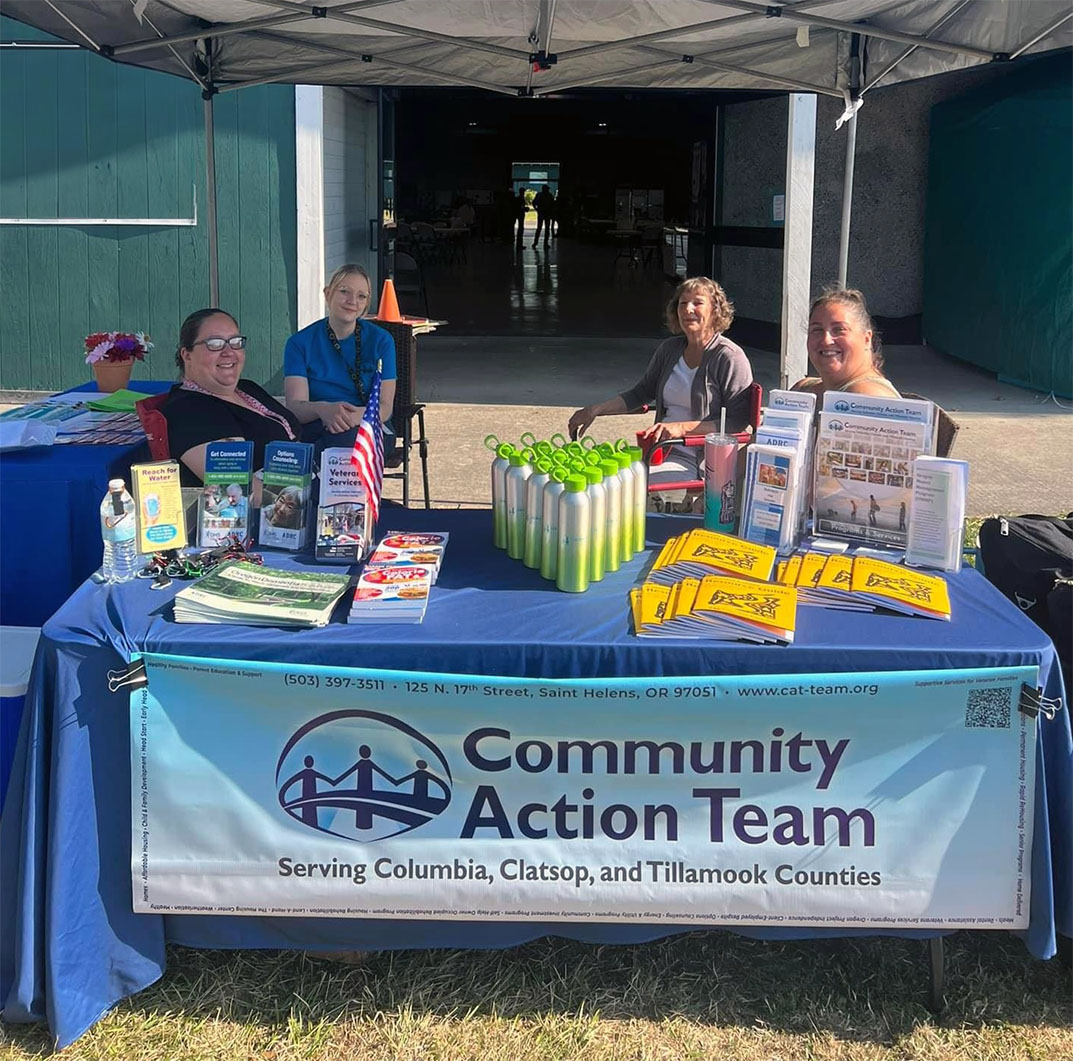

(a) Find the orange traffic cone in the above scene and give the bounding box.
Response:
[377,278,403,322]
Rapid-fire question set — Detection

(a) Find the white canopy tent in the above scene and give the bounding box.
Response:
[5,0,1071,380]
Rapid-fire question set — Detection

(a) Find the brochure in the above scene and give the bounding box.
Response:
[768,389,817,416]
[348,564,434,624]
[366,531,450,583]
[315,447,370,563]
[905,457,970,572]
[814,411,931,548]
[130,460,186,553]
[649,528,776,584]
[198,440,254,547]
[740,443,801,554]
[849,556,951,620]
[174,560,351,627]
[259,441,315,551]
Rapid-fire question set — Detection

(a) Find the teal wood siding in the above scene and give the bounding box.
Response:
[0,17,297,392]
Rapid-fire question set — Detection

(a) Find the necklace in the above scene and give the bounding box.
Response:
[326,320,364,405]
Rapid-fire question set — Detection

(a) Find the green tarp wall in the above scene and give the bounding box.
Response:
[0,16,297,392]
[923,52,1072,397]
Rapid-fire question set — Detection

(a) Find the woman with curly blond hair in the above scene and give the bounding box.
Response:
[568,277,753,494]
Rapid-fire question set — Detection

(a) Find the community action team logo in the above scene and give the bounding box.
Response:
[275,710,452,842]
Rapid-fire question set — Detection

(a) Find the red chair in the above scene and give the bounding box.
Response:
[135,392,172,461]
[644,381,762,499]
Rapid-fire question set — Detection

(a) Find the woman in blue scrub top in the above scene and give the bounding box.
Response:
[283,263,398,452]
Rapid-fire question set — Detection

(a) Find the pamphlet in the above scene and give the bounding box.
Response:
[366,531,449,583]
[315,447,370,563]
[198,440,253,547]
[649,528,776,584]
[348,564,434,624]
[814,411,931,548]
[849,556,951,620]
[173,560,352,627]
[259,441,315,551]
[768,389,817,416]
[130,460,186,553]
[740,443,801,553]
[905,457,970,572]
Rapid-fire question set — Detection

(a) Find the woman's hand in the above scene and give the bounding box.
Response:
[568,405,597,440]
[320,401,364,433]
[640,421,691,445]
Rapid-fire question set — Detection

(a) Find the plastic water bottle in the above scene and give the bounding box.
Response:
[100,478,137,583]
[556,475,591,593]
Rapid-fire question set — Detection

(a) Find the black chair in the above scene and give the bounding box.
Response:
[393,251,430,317]
[376,319,431,508]
[900,391,960,457]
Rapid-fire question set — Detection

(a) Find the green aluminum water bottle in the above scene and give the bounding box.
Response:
[556,475,591,593]
[581,465,606,582]
[540,467,569,581]
[598,459,622,573]
[523,459,552,569]
[613,450,635,564]
[628,445,648,554]
[505,451,532,560]
[489,440,515,549]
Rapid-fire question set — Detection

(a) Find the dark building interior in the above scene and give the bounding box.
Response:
[390,88,778,340]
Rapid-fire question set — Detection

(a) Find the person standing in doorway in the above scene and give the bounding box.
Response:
[532,184,555,247]
[513,189,527,247]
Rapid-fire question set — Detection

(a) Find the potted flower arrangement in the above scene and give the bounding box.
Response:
[85,331,153,392]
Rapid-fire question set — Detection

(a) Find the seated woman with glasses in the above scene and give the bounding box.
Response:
[163,308,302,486]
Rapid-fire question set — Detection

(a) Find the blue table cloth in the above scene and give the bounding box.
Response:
[0,381,170,628]
[1,509,1069,1049]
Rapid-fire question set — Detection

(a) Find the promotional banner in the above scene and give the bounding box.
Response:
[131,655,1037,929]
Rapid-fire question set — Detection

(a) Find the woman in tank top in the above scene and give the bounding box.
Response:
[792,288,900,400]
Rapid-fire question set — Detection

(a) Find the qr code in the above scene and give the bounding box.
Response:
[965,687,1012,728]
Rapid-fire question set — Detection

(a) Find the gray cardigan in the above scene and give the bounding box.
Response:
[618,333,754,433]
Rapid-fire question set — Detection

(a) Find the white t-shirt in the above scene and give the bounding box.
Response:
[661,356,697,423]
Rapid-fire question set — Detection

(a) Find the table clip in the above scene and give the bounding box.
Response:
[1018,684,1062,721]
[108,659,148,694]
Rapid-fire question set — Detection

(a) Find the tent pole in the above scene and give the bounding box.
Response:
[203,84,220,305]
[836,114,856,287]
[837,33,861,287]
[779,92,816,389]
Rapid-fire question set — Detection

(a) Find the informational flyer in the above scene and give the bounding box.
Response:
[131,655,1036,930]
[814,413,929,547]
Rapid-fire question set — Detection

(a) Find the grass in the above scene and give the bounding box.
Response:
[0,931,1069,1059]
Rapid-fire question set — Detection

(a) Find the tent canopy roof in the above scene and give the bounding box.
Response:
[3,0,1070,99]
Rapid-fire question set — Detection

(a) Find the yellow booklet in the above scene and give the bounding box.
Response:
[795,552,828,590]
[691,575,798,643]
[130,460,187,553]
[777,554,802,585]
[850,556,952,620]
[639,580,673,632]
[651,528,776,583]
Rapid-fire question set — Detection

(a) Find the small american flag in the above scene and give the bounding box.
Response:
[351,369,384,525]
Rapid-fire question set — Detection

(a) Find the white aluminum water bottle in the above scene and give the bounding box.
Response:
[556,475,591,593]
[628,445,648,554]
[523,459,552,569]
[504,451,532,560]
[581,465,607,582]
[488,439,514,549]
[598,459,622,573]
[100,478,137,583]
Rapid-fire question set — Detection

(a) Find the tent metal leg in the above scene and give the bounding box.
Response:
[836,111,857,287]
[203,87,220,305]
[926,937,945,1014]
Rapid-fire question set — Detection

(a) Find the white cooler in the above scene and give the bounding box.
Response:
[1,626,41,813]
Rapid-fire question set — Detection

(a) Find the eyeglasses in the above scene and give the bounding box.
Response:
[192,336,247,352]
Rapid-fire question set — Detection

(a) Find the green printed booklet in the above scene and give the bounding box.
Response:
[173,561,352,627]
[198,440,254,547]
[259,441,314,550]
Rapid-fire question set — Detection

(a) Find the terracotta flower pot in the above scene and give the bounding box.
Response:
[91,359,134,393]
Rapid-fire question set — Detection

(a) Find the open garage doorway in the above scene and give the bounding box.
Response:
[389,88,776,339]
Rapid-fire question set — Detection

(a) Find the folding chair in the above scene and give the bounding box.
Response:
[375,320,431,509]
[135,391,173,460]
[900,391,960,458]
[644,382,762,505]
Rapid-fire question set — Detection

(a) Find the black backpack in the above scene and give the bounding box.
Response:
[978,514,1073,695]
